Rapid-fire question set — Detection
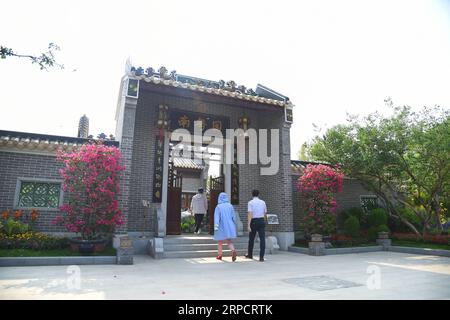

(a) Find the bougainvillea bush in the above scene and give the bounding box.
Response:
[53,143,125,240]
[297,164,344,236]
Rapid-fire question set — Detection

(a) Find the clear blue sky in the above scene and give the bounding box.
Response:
[1,0,449,158]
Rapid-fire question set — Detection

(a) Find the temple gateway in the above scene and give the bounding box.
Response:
[0,65,374,256]
[114,66,296,250]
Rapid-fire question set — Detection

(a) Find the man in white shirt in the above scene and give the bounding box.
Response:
[190,188,208,234]
[245,189,267,262]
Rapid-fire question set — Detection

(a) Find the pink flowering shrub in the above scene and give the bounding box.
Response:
[297,164,344,235]
[53,143,125,240]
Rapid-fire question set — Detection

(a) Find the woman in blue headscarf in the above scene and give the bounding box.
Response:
[213,192,237,261]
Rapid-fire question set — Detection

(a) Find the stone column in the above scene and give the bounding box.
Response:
[116,96,137,234]
[376,232,392,250]
[269,122,295,250]
[116,236,134,264]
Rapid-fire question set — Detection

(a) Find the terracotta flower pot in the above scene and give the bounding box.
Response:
[377,231,389,239]
[69,238,107,254]
[311,234,323,242]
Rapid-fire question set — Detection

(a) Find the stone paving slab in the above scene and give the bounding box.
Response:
[0,251,449,299]
[0,256,117,267]
[282,275,363,291]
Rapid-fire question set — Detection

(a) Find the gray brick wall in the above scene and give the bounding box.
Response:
[291,173,376,232]
[0,151,65,232]
[125,85,293,232]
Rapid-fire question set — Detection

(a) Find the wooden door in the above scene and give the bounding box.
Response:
[208,176,224,234]
[166,164,182,235]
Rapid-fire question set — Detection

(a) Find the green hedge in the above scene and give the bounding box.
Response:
[344,216,360,238]
[368,208,388,227]
[0,232,69,250]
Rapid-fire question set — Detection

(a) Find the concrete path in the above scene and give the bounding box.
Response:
[0,251,449,299]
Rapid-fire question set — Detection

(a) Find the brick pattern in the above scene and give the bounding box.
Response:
[0,151,65,232]
[124,87,293,232]
[291,174,376,231]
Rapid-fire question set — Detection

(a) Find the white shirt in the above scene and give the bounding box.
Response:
[247,197,267,219]
[190,193,208,214]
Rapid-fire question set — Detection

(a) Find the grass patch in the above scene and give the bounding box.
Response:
[392,240,450,251]
[0,246,116,257]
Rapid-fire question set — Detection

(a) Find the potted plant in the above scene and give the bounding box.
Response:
[298,164,344,244]
[54,143,125,254]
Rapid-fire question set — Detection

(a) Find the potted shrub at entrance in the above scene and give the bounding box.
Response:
[53,143,125,254]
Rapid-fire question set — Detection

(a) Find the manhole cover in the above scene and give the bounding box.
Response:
[282,275,363,291]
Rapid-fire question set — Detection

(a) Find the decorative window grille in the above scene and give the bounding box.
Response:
[17,181,61,208]
[360,195,378,213]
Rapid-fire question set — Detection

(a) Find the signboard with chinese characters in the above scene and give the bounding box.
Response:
[152,135,165,202]
[169,109,229,135]
[231,139,239,204]
[266,214,279,225]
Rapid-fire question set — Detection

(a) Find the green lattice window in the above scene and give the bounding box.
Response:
[360,195,378,213]
[18,181,61,208]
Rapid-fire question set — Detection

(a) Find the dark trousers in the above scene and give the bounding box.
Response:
[248,218,266,259]
[194,214,204,233]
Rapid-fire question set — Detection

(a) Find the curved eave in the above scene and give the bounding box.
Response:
[129,74,294,108]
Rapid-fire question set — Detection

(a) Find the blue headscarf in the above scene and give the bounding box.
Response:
[218,192,229,204]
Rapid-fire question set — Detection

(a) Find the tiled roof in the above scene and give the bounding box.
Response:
[173,157,205,170]
[128,66,293,108]
[290,160,333,175]
[0,130,118,153]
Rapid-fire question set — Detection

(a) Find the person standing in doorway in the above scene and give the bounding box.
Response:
[245,190,267,262]
[213,192,237,261]
[190,188,208,234]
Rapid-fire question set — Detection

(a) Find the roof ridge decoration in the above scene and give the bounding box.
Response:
[128,66,293,108]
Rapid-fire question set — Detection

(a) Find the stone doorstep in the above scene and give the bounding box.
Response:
[0,256,117,267]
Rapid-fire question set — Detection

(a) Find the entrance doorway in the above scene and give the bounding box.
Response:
[166,160,182,235]
[166,137,225,235]
[208,175,224,234]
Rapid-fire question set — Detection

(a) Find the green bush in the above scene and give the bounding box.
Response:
[181,215,195,233]
[367,226,378,241]
[388,206,423,233]
[344,216,360,238]
[0,232,69,250]
[336,209,349,230]
[3,218,30,236]
[338,207,367,230]
[348,207,364,221]
[377,224,390,233]
[368,208,388,227]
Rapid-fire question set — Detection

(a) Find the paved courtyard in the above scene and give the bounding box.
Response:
[0,251,449,299]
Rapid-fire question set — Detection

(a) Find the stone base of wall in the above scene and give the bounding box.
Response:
[270,232,295,251]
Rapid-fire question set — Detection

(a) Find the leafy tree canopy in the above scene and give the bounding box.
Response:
[307,100,449,235]
[0,43,64,70]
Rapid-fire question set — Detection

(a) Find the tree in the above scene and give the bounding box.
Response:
[298,142,311,161]
[308,102,450,235]
[0,43,64,70]
[53,143,125,240]
[296,164,344,235]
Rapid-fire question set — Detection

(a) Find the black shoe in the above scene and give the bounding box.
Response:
[245,255,253,259]
[259,258,264,262]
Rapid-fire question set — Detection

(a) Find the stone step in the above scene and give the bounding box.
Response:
[164,236,264,245]
[164,242,260,252]
[164,248,252,259]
